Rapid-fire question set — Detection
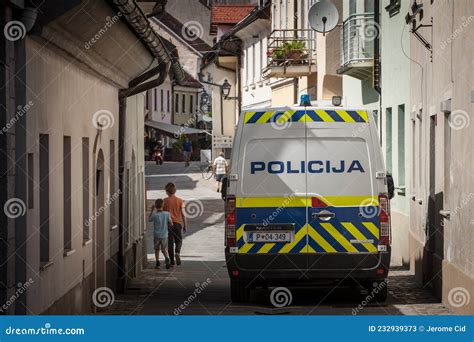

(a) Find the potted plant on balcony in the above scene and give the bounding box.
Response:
[270,48,284,64]
[282,40,306,62]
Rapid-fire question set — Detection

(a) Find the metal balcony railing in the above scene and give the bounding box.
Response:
[263,29,316,78]
[340,13,375,68]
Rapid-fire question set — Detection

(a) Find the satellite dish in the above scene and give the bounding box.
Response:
[308,0,339,36]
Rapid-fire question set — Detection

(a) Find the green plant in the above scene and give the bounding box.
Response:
[282,40,305,54]
[282,40,306,61]
[271,48,284,60]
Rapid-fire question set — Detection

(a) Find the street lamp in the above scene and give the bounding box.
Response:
[221,79,231,98]
[221,79,238,100]
[200,91,209,109]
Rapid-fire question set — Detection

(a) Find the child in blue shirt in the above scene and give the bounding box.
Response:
[148,199,172,269]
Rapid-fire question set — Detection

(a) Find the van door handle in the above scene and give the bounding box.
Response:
[313,210,336,221]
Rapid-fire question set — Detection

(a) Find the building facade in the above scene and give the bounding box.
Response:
[407,0,473,313]
[380,0,411,267]
[1,0,182,314]
[268,0,343,106]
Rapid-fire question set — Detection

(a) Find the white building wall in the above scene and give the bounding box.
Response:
[202,63,238,159]
[174,86,200,126]
[341,0,379,111]
[148,79,173,125]
[241,31,272,109]
[408,0,473,313]
[380,0,411,266]
[24,37,146,314]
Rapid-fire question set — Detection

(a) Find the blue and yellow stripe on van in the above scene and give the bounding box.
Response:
[235,196,379,254]
[243,109,369,124]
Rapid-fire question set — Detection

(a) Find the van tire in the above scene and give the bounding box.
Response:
[230,279,250,303]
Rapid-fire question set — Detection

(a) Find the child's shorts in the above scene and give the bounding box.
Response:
[154,237,168,250]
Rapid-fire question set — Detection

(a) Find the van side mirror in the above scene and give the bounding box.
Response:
[386,173,395,199]
[221,176,228,200]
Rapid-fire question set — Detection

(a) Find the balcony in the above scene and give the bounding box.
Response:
[263,29,316,79]
[338,13,375,80]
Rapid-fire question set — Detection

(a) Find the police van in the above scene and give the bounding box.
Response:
[222,96,394,303]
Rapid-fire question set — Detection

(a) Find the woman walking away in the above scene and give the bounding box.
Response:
[163,182,187,266]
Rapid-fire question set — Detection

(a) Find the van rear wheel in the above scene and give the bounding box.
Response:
[230,279,250,303]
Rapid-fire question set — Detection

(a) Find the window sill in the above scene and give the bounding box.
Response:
[40,261,54,272]
[83,239,92,246]
[63,249,76,257]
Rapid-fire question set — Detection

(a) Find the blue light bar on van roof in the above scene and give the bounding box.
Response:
[300,94,311,106]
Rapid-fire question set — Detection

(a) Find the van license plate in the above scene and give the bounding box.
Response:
[248,232,291,243]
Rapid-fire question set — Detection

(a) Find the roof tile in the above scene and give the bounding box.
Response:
[211,5,255,24]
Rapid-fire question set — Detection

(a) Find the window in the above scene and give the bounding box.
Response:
[160,89,164,112]
[364,0,374,13]
[182,94,186,113]
[167,90,170,112]
[397,105,405,187]
[82,138,90,242]
[124,167,130,246]
[110,140,117,227]
[373,109,379,128]
[300,0,305,28]
[411,119,416,192]
[39,134,50,263]
[175,93,179,113]
[245,49,249,86]
[385,108,392,173]
[27,153,34,209]
[145,91,149,110]
[63,136,72,252]
[190,95,194,113]
[349,0,357,15]
[444,112,452,197]
[272,4,276,30]
[418,115,422,189]
[154,88,157,110]
[252,43,256,83]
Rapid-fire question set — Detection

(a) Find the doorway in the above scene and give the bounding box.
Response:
[425,115,443,299]
[94,149,106,289]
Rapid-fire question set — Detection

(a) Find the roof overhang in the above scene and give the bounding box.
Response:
[145,120,209,137]
[234,18,271,40]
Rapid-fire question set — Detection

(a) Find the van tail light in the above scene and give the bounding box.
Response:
[378,194,391,246]
[311,196,328,208]
[226,196,236,247]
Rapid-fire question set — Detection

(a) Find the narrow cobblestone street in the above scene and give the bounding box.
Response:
[102,162,453,315]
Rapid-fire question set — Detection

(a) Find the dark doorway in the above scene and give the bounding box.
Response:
[424,115,443,300]
[95,150,106,290]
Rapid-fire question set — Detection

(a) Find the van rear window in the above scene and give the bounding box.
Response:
[240,137,373,198]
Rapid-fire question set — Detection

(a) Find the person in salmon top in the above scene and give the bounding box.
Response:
[163,182,187,266]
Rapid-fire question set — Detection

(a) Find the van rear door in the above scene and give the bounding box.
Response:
[304,109,380,268]
[235,108,308,269]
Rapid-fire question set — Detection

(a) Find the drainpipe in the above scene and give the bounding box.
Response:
[117,61,169,292]
[111,0,184,292]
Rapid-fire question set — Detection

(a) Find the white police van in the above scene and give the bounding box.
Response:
[222,96,393,303]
